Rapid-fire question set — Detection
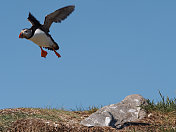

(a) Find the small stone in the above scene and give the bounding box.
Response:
[148,113,153,117]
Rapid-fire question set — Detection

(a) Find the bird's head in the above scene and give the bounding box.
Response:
[19,29,32,39]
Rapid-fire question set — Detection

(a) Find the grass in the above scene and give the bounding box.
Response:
[0,106,100,131]
[0,92,175,131]
[71,105,101,114]
[137,91,176,132]
[141,91,176,113]
[0,108,82,131]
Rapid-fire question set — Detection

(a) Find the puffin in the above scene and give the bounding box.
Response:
[19,5,75,58]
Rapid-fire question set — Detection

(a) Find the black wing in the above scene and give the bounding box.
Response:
[42,5,75,32]
[28,12,41,27]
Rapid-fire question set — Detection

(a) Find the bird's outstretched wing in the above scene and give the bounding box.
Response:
[27,12,41,27]
[43,5,75,32]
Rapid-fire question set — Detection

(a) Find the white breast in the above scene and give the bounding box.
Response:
[29,29,54,47]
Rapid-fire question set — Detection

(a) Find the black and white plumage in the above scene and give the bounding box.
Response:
[19,5,75,58]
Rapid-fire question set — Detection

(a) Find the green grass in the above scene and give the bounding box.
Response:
[159,127,176,132]
[0,112,27,131]
[71,105,101,114]
[0,106,100,131]
[0,108,80,131]
[141,91,176,113]
[0,92,175,131]
[137,91,176,132]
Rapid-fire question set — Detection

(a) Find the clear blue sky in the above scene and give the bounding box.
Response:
[0,0,176,109]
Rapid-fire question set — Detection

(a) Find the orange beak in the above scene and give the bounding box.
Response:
[19,32,23,38]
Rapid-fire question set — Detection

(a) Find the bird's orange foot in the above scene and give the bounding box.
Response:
[40,47,48,58]
[41,50,48,58]
[53,49,61,58]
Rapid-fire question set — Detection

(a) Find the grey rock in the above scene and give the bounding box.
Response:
[81,94,147,129]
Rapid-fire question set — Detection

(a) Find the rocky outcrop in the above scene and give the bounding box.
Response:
[81,94,147,129]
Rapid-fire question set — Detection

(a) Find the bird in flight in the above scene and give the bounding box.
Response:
[19,5,75,58]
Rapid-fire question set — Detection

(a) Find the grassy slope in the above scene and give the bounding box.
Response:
[0,93,175,132]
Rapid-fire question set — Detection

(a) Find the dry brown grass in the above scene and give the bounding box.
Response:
[122,111,176,132]
[0,107,175,132]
